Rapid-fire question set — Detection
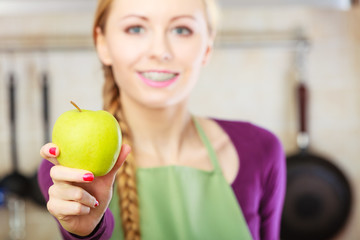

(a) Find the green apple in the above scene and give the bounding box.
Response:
[52,101,122,176]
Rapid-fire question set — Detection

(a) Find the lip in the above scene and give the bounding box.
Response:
[137,70,179,88]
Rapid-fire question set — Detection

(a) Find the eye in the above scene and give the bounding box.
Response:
[126,26,145,34]
[172,26,192,36]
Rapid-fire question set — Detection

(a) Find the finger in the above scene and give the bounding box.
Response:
[50,165,95,183]
[40,143,60,165]
[49,184,99,209]
[107,144,131,177]
[47,198,91,218]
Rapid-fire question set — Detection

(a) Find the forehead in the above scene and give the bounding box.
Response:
[108,0,206,20]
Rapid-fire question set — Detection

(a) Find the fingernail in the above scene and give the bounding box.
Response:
[49,147,57,156]
[94,200,99,208]
[83,173,94,182]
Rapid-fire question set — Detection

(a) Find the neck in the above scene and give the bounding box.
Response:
[120,94,196,164]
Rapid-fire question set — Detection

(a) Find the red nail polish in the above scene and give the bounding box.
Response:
[94,200,99,207]
[83,173,94,182]
[49,147,56,156]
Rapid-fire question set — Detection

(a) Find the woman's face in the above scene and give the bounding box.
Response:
[96,0,214,108]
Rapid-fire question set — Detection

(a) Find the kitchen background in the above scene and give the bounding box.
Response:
[0,0,359,239]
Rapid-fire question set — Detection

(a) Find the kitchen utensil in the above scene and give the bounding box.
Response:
[0,73,30,198]
[28,72,49,207]
[280,48,352,240]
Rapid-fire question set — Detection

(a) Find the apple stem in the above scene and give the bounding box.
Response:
[70,101,82,112]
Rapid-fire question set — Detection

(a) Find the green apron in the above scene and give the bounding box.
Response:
[109,118,253,240]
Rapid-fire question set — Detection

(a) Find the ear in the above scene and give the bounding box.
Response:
[202,36,215,66]
[95,27,112,66]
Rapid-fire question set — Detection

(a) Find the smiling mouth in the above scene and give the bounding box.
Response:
[140,71,179,82]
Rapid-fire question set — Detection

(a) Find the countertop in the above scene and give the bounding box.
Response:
[0,198,62,240]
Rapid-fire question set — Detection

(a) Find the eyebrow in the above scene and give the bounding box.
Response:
[121,14,148,21]
[121,14,196,22]
[171,15,196,22]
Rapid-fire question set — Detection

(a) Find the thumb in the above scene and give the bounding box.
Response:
[40,143,60,166]
[107,144,131,178]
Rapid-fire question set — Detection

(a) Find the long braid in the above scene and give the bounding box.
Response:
[102,65,141,240]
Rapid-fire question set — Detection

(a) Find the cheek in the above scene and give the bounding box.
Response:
[172,37,208,66]
[107,41,143,91]
[107,37,146,69]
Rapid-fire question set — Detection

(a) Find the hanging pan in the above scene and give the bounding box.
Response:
[281,48,352,240]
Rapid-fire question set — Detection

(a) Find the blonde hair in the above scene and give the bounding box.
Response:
[203,0,221,36]
[93,0,220,239]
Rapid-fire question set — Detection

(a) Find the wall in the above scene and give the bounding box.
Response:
[0,4,359,240]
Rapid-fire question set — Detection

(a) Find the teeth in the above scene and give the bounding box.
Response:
[141,72,177,82]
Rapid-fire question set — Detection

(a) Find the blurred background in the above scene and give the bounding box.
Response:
[0,0,359,239]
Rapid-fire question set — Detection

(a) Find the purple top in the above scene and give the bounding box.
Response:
[38,119,286,240]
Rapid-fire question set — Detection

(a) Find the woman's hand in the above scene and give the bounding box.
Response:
[40,143,131,237]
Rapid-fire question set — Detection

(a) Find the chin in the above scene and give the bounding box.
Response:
[139,95,187,109]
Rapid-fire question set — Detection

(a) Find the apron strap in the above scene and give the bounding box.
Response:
[193,116,222,174]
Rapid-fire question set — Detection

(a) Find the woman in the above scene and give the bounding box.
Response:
[39,0,286,239]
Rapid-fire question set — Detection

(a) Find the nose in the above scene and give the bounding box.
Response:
[148,30,173,62]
